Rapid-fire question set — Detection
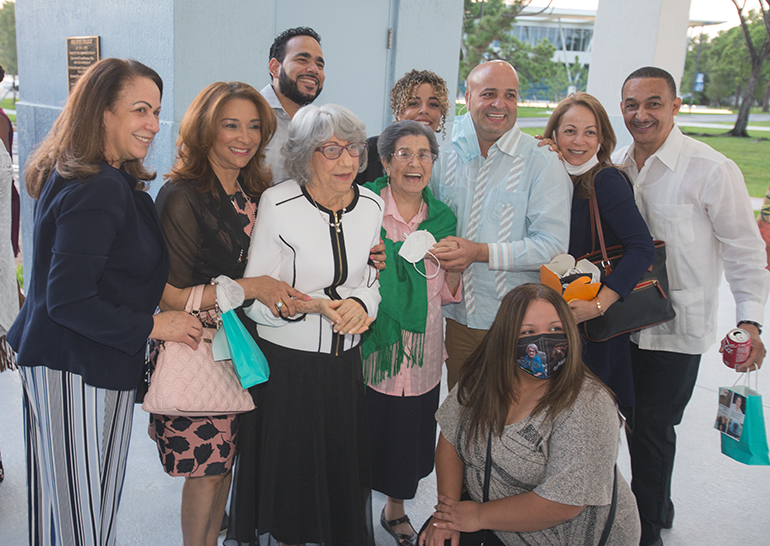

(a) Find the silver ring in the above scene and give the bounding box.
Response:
[355,314,361,320]
[276,301,284,309]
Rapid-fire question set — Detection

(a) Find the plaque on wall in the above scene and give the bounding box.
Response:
[67,36,101,92]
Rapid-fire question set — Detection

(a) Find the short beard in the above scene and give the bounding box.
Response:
[277,67,322,107]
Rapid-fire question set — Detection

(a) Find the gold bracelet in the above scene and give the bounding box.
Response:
[594,297,604,316]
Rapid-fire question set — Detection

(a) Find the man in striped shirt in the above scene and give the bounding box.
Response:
[430,60,572,389]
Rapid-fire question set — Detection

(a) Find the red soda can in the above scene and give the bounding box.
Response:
[721,328,752,368]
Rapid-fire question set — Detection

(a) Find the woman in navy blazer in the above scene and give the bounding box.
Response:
[542,93,656,409]
[7,58,201,546]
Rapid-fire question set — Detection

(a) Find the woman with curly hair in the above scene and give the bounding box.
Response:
[355,69,450,185]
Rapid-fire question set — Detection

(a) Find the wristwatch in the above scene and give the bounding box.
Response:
[738,320,763,335]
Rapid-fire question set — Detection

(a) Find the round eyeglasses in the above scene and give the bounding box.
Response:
[314,142,367,160]
[391,149,437,164]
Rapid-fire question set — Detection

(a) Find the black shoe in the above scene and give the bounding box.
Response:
[662,504,674,529]
[380,507,418,546]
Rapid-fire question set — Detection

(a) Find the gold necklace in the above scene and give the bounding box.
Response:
[309,193,347,233]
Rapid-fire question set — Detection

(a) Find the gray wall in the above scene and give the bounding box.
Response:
[14,0,464,283]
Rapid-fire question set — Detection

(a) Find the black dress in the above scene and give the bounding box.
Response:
[568,167,656,408]
[354,135,384,185]
[149,178,258,477]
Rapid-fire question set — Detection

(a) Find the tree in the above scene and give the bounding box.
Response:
[461,0,527,80]
[460,0,558,96]
[729,0,770,137]
[0,1,16,76]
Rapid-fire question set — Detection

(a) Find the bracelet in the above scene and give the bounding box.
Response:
[738,320,762,335]
[210,279,220,316]
[594,297,604,316]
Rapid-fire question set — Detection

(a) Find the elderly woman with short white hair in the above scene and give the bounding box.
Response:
[230,103,383,546]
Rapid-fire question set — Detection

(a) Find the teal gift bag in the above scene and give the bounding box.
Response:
[720,371,770,466]
[220,310,269,389]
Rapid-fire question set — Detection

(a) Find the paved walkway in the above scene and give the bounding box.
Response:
[1,277,769,545]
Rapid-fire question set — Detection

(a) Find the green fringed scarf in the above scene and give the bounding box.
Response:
[361,176,457,384]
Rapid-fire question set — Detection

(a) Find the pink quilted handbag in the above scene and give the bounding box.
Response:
[141,284,255,416]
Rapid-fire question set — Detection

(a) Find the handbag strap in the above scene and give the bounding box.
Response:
[588,190,611,276]
[597,465,619,546]
[483,428,493,502]
[185,284,206,315]
[479,428,493,544]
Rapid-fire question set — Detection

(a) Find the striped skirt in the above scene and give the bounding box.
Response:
[20,365,135,546]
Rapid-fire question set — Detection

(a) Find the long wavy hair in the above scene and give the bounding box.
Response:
[25,58,163,198]
[165,81,277,201]
[457,284,605,447]
[543,92,616,200]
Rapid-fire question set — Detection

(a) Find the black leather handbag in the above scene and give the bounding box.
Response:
[578,185,675,342]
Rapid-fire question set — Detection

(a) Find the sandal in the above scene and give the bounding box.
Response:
[380,507,418,546]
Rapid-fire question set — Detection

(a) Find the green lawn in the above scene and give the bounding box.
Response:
[521,126,545,137]
[455,103,552,117]
[680,128,770,198]
[679,119,770,127]
[1,97,16,123]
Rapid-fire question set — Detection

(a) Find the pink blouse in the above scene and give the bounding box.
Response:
[366,185,461,397]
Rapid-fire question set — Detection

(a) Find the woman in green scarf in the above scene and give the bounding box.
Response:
[362,120,461,546]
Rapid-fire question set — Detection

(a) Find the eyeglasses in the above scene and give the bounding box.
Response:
[392,149,437,164]
[314,142,366,160]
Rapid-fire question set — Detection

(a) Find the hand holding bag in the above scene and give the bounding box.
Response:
[578,178,675,342]
[720,370,770,466]
[142,284,255,416]
[212,276,269,389]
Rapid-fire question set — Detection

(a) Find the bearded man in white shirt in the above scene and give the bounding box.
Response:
[614,66,770,546]
[261,27,325,185]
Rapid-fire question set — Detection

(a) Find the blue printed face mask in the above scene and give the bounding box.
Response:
[515,333,568,379]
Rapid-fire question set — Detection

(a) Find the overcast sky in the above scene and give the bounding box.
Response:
[527,0,763,36]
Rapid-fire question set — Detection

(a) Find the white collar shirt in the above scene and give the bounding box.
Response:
[614,125,769,354]
[260,84,292,185]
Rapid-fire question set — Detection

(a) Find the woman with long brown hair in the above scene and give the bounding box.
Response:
[541,92,655,409]
[421,284,641,546]
[7,57,202,546]
[150,81,305,546]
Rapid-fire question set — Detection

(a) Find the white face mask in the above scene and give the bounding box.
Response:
[564,152,600,176]
[554,137,601,176]
[398,230,440,279]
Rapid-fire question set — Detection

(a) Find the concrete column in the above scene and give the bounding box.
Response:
[587,0,692,149]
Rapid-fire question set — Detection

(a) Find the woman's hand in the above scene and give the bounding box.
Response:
[569,289,621,324]
[535,135,562,157]
[332,298,374,335]
[419,516,460,546]
[242,276,310,318]
[150,311,203,349]
[568,298,602,324]
[292,298,374,334]
[535,135,562,158]
[370,239,387,271]
[431,495,484,534]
